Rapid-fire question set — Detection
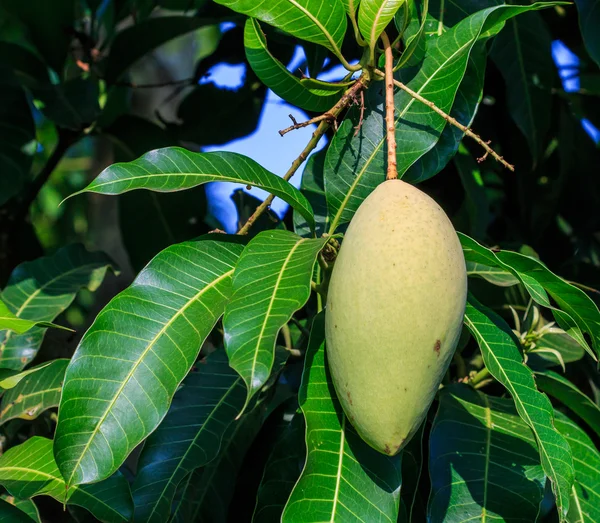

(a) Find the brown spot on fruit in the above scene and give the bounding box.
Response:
[384,444,391,455]
[404,387,408,392]
[346,390,353,405]
[434,339,441,356]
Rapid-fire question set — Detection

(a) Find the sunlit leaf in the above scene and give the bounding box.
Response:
[0,437,132,523]
[0,359,68,424]
[358,0,406,55]
[244,18,344,112]
[131,350,246,523]
[429,384,545,522]
[464,294,575,518]
[224,231,326,407]
[0,245,115,370]
[54,237,244,486]
[282,313,403,522]
[466,261,520,287]
[0,300,62,335]
[69,147,316,232]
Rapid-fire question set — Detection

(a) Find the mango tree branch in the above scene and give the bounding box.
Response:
[381,32,398,180]
[237,76,369,235]
[373,69,515,172]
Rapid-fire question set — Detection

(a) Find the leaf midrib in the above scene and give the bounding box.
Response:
[65,269,234,486]
[287,0,342,56]
[330,415,346,522]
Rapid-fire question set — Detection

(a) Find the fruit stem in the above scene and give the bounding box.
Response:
[381,31,398,181]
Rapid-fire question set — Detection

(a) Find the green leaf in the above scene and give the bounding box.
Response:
[105,16,216,83]
[0,499,35,522]
[535,370,600,439]
[69,147,316,232]
[131,349,246,523]
[399,421,425,523]
[358,0,406,55]
[326,3,553,231]
[293,149,329,238]
[214,0,348,57]
[253,414,305,523]
[464,294,575,519]
[0,495,40,523]
[0,437,132,523]
[53,237,244,486]
[0,361,55,390]
[0,359,68,424]
[490,12,553,163]
[0,245,115,371]
[244,19,344,112]
[429,384,545,522]
[0,79,35,206]
[527,328,585,370]
[224,231,327,407]
[0,300,62,335]
[575,0,600,67]
[282,313,403,522]
[460,233,600,360]
[170,400,273,522]
[554,413,600,523]
[466,262,520,287]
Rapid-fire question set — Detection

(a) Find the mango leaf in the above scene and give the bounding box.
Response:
[171,398,275,522]
[0,361,56,390]
[575,0,600,67]
[0,437,132,523]
[224,231,327,408]
[0,245,115,371]
[214,0,348,57]
[535,370,600,439]
[104,16,216,83]
[325,3,554,231]
[527,328,585,370]
[0,359,68,424]
[53,237,244,486]
[0,499,35,522]
[282,313,403,522]
[398,421,426,523]
[253,414,305,523]
[466,262,520,287]
[358,0,406,55]
[429,384,545,522]
[0,301,61,335]
[464,294,575,519]
[69,147,316,232]
[554,412,600,523]
[0,495,39,523]
[244,19,344,112]
[131,350,246,523]
[490,12,553,163]
[460,233,600,360]
[293,149,329,238]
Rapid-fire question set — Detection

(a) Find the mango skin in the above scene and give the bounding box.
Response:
[325,179,467,455]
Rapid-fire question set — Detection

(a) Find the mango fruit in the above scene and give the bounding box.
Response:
[325,179,467,455]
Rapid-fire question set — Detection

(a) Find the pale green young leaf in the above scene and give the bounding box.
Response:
[358,0,406,54]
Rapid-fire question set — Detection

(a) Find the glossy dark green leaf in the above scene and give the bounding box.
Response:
[0,245,115,370]
[0,499,34,523]
[460,233,600,360]
[105,16,216,83]
[464,294,575,518]
[535,370,600,439]
[131,349,246,523]
[214,0,348,57]
[575,0,600,67]
[0,495,39,523]
[325,3,554,231]
[0,79,35,206]
[0,359,68,424]
[54,238,244,486]
[70,147,316,232]
[466,262,520,287]
[224,231,326,407]
[398,421,425,523]
[554,413,600,523]
[293,150,329,238]
[0,361,56,390]
[429,385,545,522]
[282,313,403,522]
[0,437,132,523]
[244,19,344,112]
[253,414,305,522]
[490,12,553,163]
[358,0,406,55]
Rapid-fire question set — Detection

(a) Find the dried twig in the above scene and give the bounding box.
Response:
[373,69,515,172]
[238,76,369,235]
[381,32,398,180]
[279,113,336,136]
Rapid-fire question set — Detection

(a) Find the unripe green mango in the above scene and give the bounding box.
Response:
[325,179,467,455]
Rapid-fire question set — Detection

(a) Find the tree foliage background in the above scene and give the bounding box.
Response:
[0,0,599,522]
